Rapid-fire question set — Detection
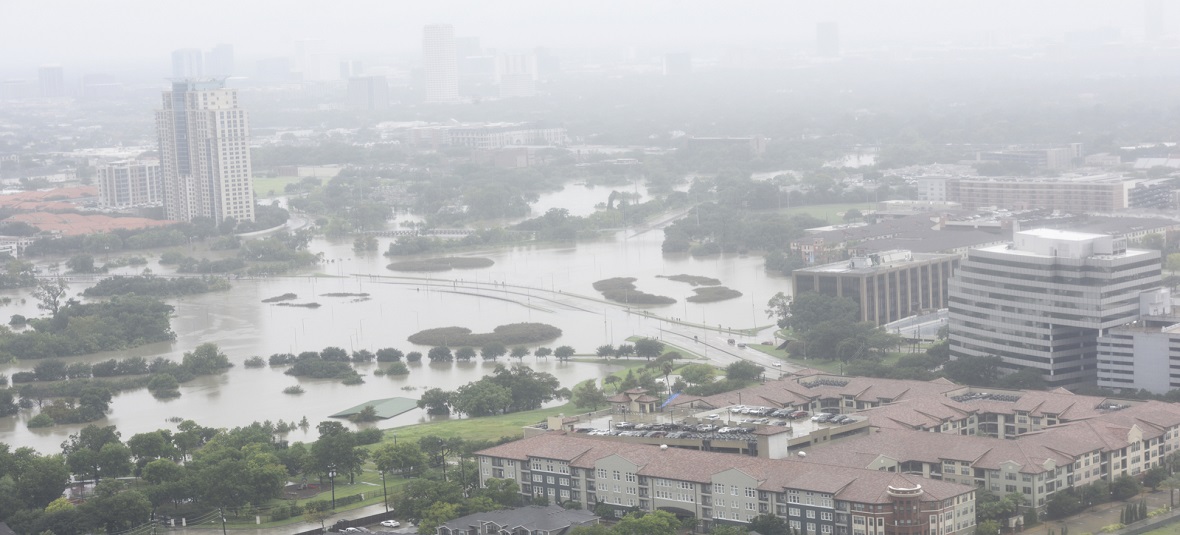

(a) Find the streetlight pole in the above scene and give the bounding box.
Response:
[328,466,337,509]
[381,470,388,512]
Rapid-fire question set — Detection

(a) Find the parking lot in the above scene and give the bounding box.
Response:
[573,405,861,443]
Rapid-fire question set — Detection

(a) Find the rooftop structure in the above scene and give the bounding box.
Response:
[437,505,598,535]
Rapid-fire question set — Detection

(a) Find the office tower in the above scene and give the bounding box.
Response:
[205,44,235,76]
[171,49,205,78]
[255,57,291,82]
[422,24,459,103]
[498,53,536,98]
[817,21,840,57]
[97,159,162,207]
[155,79,255,223]
[663,52,692,75]
[347,76,389,110]
[339,59,364,79]
[948,229,1161,387]
[38,65,64,97]
[1146,0,1164,42]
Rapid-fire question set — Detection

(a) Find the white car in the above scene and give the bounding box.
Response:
[380,520,401,528]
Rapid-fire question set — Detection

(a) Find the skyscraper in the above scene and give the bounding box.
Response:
[817,21,840,57]
[422,24,459,103]
[38,65,64,97]
[205,44,235,76]
[171,49,204,78]
[155,79,255,223]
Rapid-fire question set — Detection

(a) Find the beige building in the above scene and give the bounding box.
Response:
[96,159,161,208]
[155,79,255,222]
[477,433,976,534]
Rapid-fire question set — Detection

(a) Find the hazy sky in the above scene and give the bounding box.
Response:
[0,1,1159,73]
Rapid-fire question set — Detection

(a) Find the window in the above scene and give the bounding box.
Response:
[807,510,816,519]
[613,470,621,481]
[746,488,758,498]
[790,507,801,517]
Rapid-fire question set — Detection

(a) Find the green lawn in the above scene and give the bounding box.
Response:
[780,202,874,225]
[254,176,319,198]
[377,401,582,445]
[747,343,907,374]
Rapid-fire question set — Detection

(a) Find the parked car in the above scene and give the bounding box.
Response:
[380,520,401,528]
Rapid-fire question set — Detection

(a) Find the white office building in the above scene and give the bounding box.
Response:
[155,79,255,222]
[948,229,1162,386]
[422,24,459,103]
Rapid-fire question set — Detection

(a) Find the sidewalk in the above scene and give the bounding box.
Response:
[160,502,398,535]
[1020,490,1178,535]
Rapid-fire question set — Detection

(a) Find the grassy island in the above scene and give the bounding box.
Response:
[408,323,562,346]
[658,274,722,286]
[593,277,676,305]
[687,286,743,303]
[386,257,494,272]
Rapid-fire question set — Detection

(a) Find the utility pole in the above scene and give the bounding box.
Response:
[219,507,227,535]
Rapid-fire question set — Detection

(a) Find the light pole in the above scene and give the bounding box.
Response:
[380,469,388,512]
[328,466,337,509]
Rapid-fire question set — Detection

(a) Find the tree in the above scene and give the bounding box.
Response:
[182,343,232,375]
[534,347,553,359]
[941,356,1003,387]
[510,347,530,360]
[571,379,606,410]
[554,346,576,362]
[725,360,764,381]
[372,442,427,478]
[455,347,477,361]
[393,478,463,522]
[710,526,748,535]
[83,484,152,534]
[476,478,521,508]
[427,346,454,363]
[615,344,635,359]
[406,351,423,363]
[634,338,665,360]
[66,254,97,274]
[787,292,858,332]
[303,508,332,531]
[1111,474,1142,500]
[127,431,174,471]
[680,364,716,385]
[975,520,1001,535]
[480,343,507,361]
[417,501,461,534]
[32,278,69,316]
[376,348,404,362]
[613,510,680,535]
[843,208,863,222]
[749,512,789,535]
[451,380,513,417]
[1168,252,1180,273]
[417,388,452,415]
[766,292,792,328]
[596,344,615,358]
[1143,466,1168,491]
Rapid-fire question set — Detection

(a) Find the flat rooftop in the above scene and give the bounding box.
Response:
[795,252,957,275]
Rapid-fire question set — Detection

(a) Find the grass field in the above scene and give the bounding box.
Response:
[254,176,320,198]
[780,202,875,224]
[747,343,906,374]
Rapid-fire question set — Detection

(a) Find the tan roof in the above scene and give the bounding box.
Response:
[475,433,975,504]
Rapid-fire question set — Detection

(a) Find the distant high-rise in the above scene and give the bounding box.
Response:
[38,65,64,97]
[347,76,389,110]
[423,24,459,103]
[339,59,364,79]
[155,79,255,223]
[205,44,235,76]
[817,21,840,57]
[498,53,536,98]
[97,159,162,208]
[171,49,205,78]
[1146,0,1164,42]
[663,53,692,75]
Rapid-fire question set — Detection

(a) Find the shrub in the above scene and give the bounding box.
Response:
[28,413,54,428]
[355,428,383,445]
[243,356,266,368]
[283,385,305,395]
[341,374,364,385]
[592,277,675,305]
[408,323,563,347]
[268,353,295,366]
[386,362,410,375]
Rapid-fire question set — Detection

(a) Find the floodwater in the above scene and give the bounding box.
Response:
[0,191,791,452]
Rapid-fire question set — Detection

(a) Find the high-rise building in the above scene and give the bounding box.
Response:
[948,229,1162,387]
[663,52,692,75]
[38,65,64,98]
[347,76,389,110]
[171,49,204,78]
[205,44,235,76]
[155,79,255,223]
[793,250,960,326]
[817,21,840,57]
[422,24,459,103]
[97,159,162,208]
[339,59,364,79]
[1146,0,1164,42]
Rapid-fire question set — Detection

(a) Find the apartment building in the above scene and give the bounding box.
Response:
[948,229,1162,386]
[668,373,1180,513]
[155,78,256,222]
[96,158,162,208]
[476,433,977,534]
